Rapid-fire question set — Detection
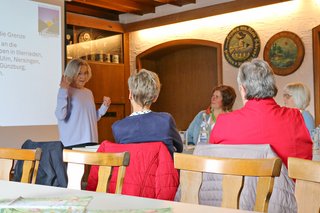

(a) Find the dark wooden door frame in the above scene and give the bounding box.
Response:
[136,39,223,84]
[313,25,320,126]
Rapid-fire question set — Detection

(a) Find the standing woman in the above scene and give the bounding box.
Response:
[283,82,315,134]
[55,58,111,148]
[186,85,236,145]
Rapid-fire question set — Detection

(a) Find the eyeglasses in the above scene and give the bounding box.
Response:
[283,93,292,99]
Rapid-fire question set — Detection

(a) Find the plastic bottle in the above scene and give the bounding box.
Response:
[198,113,209,144]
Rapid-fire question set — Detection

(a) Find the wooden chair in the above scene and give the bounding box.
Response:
[0,147,41,184]
[174,153,282,212]
[63,149,130,193]
[288,157,320,213]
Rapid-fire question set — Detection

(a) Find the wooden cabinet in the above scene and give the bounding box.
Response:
[66,25,123,64]
[66,13,130,142]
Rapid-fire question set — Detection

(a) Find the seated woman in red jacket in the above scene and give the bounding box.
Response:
[209,59,312,166]
[112,69,183,156]
[86,69,181,199]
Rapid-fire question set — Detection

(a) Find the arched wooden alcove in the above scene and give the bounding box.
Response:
[136,39,222,130]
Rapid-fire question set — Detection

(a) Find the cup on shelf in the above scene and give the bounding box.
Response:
[112,54,119,63]
[99,51,104,62]
[106,53,111,63]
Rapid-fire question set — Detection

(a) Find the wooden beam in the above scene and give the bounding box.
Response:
[124,0,291,32]
[168,0,196,7]
[66,3,119,20]
[66,12,124,33]
[71,0,155,15]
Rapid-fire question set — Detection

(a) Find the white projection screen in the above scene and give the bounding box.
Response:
[0,0,65,147]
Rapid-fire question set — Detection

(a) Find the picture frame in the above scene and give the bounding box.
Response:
[263,31,304,76]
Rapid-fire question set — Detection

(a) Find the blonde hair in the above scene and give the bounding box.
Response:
[64,58,92,82]
[128,69,161,108]
[283,82,310,110]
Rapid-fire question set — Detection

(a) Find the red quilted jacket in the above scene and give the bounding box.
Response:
[86,141,179,200]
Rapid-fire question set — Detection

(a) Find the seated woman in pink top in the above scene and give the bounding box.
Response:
[209,59,312,166]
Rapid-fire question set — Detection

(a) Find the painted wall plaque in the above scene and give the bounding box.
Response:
[263,31,304,76]
[224,25,260,68]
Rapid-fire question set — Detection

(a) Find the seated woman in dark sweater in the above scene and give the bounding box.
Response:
[112,69,183,156]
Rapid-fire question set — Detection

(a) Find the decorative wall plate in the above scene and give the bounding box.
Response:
[263,31,304,76]
[224,25,260,68]
[78,31,92,43]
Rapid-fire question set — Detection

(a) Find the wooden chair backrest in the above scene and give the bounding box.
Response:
[288,157,320,213]
[174,153,282,212]
[63,149,130,193]
[0,147,41,184]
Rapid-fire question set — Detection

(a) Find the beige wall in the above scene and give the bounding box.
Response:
[129,0,320,116]
[0,126,59,148]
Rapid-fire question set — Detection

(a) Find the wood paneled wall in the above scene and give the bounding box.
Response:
[137,39,222,130]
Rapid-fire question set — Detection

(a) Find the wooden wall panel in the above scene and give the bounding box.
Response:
[141,46,218,130]
[86,62,126,104]
[97,104,125,142]
[86,62,127,142]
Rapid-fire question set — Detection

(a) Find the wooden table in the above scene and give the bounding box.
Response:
[0,180,255,212]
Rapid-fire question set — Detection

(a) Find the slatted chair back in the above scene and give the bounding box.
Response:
[0,147,41,183]
[63,149,130,193]
[174,153,282,212]
[288,157,320,213]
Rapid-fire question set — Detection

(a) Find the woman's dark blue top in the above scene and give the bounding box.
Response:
[112,111,183,156]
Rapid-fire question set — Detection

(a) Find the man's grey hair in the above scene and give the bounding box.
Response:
[283,82,310,110]
[128,69,161,108]
[237,58,278,99]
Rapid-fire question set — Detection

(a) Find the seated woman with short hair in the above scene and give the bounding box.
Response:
[283,82,315,134]
[112,69,183,156]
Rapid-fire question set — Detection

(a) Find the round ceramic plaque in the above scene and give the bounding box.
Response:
[78,31,92,43]
[224,25,260,68]
[263,31,304,76]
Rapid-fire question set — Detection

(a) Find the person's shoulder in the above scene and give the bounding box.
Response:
[150,112,175,121]
[276,106,307,125]
[302,110,313,117]
[112,116,129,129]
[83,87,93,94]
[71,87,93,95]
[219,108,242,119]
[278,105,301,116]
[302,110,315,122]
[195,110,206,117]
[151,111,171,117]
[149,111,169,118]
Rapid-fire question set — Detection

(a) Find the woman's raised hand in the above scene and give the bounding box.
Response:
[60,75,71,89]
[103,96,111,107]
